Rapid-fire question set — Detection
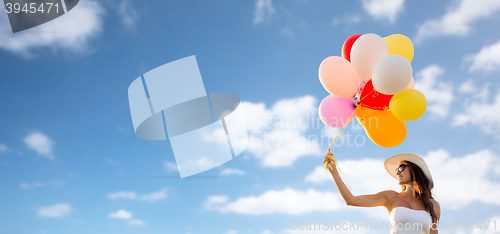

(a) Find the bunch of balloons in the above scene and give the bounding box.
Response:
[318,33,427,148]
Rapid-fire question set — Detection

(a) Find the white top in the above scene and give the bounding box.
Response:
[389,207,432,234]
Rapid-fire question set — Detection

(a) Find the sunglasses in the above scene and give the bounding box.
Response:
[395,164,408,173]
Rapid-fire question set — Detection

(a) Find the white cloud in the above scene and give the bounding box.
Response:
[0,0,104,58]
[0,144,9,153]
[331,14,363,27]
[414,65,453,118]
[322,126,343,139]
[453,88,500,134]
[467,39,500,72]
[304,166,331,184]
[19,180,64,189]
[108,209,132,219]
[174,154,221,174]
[474,84,490,103]
[361,0,405,23]
[305,148,500,211]
[107,158,121,166]
[304,158,400,196]
[117,0,139,29]
[109,209,146,226]
[227,230,238,234]
[107,188,167,202]
[458,79,477,94]
[423,149,500,209]
[23,132,55,160]
[458,80,489,102]
[164,161,178,171]
[128,219,146,226]
[242,95,322,167]
[220,168,245,176]
[108,191,137,200]
[206,148,500,218]
[194,156,213,168]
[280,27,294,38]
[138,188,167,202]
[253,0,274,24]
[261,230,272,234]
[203,195,229,209]
[415,0,500,42]
[37,204,72,218]
[203,188,343,215]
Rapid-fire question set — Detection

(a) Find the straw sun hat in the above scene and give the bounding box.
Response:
[384,154,434,190]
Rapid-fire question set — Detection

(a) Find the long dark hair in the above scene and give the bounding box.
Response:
[402,160,437,224]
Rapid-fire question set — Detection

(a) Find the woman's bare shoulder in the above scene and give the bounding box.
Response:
[380,190,399,196]
[379,190,399,212]
[379,190,399,201]
[430,198,440,208]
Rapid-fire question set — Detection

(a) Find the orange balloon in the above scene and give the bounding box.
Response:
[363,110,407,148]
[355,106,377,126]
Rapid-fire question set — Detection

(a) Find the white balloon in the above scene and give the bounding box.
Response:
[372,55,413,95]
[350,33,388,81]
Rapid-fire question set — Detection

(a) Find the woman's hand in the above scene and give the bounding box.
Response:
[324,152,338,174]
[324,152,395,208]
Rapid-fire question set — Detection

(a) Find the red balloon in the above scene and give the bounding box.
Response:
[341,34,362,62]
[358,80,394,110]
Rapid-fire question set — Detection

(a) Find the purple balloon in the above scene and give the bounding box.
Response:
[319,95,356,128]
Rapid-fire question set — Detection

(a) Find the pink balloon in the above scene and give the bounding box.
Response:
[407,77,415,89]
[319,56,359,98]
[319,95,356,128]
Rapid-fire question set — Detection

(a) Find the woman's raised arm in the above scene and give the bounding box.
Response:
[324,153,396,207]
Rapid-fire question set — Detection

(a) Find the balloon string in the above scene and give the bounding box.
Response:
[357,86,389,110]
[324,81,386,176]
[326,105,359,150]
[325,150,346,176]
[324,149,346,176]
[324,81,367,177]
[358,103,388,110]
[358,89,374,103]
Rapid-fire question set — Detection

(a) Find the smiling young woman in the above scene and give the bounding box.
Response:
[324,153,441,234]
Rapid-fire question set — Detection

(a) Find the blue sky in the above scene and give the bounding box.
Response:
[1,0,500,233]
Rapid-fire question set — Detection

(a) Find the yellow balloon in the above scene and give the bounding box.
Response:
[389,89,427,121]
[384,34,414,62]
[364,110,407,148]
[356,106,377,126]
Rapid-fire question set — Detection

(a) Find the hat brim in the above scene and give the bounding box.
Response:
[384,154,434,190]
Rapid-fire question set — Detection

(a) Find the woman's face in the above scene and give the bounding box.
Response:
[396,161,412,185]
